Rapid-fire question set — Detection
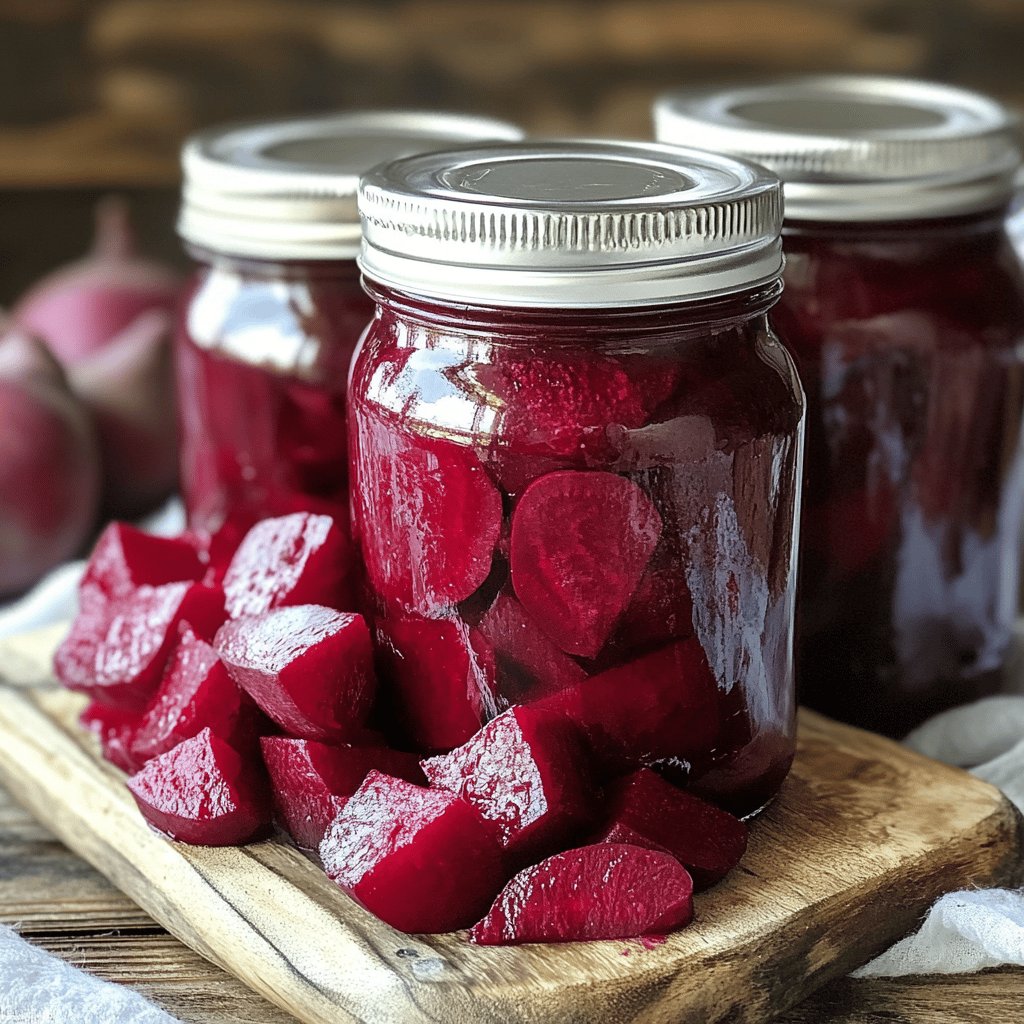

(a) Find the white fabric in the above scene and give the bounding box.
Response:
[0,924,180,1023]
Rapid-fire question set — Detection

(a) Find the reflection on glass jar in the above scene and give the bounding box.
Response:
[350,141,804,816]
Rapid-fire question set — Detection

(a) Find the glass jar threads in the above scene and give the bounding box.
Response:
[656,76,1024,734]
[175,110,523,552]
[350,141,804,816]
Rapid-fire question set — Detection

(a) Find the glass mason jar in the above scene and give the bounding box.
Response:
[350,142,805,817]
[175,111,523,553]
[656,76,1024,735]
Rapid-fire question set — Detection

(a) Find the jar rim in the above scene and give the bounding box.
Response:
[653,76,1022,222]
[357,139,785,307]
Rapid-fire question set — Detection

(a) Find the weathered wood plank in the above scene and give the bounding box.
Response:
[0,623,1020,1024]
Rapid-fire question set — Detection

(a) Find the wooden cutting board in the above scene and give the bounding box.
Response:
[0,626,1020,1024]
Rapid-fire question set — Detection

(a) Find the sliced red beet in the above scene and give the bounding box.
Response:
[79,700,143,774]
[535,639,720,772]
[476,591,586,702]
[478,353,653,463]
[215,605,375,743]
[470,843,694,945]
[510,471,662,658]
[421,706,594,860]
[261,737,424,850]
[130,625,260,763]
[222,512,354,620]
[55,581,226,710]
[320,770,506,933]
[615,560,695,652]
[126,728,270,845]
[600,768,748,888]
[376,616,495,752]
[81,521,204,607]
[353,416,502,613]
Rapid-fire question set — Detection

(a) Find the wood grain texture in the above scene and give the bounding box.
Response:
[0,628,1021,1024]
[7,781,1023,1024]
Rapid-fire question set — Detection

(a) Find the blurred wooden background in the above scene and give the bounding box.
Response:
[2,0,1024,299]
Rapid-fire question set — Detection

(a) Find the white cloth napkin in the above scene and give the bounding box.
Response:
[0,924,180,1024]
[0,512,1022,1011]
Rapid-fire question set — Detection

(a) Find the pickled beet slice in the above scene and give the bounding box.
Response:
[535,639,720,772]
[469,843,694,945]
[476,592,586,702]
[81,522,204,606]
[599,769,748,888]
[320,771,506,933]
[260,737,424,850]
[126,728,270,846]
[222,512,355,620]
[215,605,375,743]
[478,354,652,462]
[130,625,260,764]
[79,700,143,774]
[615,561,695,651]
[55,581,227,710]
[510,471,662,658]
[376,616,495,752]
[356,422,502,614]
[421,706,594,860]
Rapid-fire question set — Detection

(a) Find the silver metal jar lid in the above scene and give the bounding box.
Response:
[178,110,524,260]
[653,76,1022,222]
[357,141,783,308]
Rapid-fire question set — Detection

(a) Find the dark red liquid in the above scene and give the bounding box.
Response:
[349,284,805,817]
[175,254,373,550]
[774,213,1024,736]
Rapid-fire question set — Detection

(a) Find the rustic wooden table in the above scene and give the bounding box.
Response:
[2,779,1023,1024]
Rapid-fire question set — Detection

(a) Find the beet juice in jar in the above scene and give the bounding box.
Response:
[175,111,523,552]
[349,141,804,817]
[656,76,1024,735]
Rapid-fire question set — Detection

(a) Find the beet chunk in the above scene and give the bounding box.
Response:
[470,843,694,945]
[598,769,748,888]
[376,616,495,752]
[130,625,259,763]
[55,581,226,710]
[320,771,506,933]
[126,728,270,846]
[81,521,204,606]
[354,417,502,613]
[222,512,354,619]
[535,639,720,772]
[476,592,586,701]
[510,471,662,658]
[261,737,424,850]
[422,706,594,860]
[216,606,375,743]
[79,700,143,774]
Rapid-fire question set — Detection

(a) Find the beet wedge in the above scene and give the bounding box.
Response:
[422,706,595,861]
[222,512,354,619]
[320,771,507,933]
[81,521,204,608]
[216,605,375,743]
[79,700,143,774]
[261,737,424,850]
[510,470,662,658]
[55,581,226,710]
[597,768,749,888]
[376,615,496,752]
[353,415,503,614]
[535,639,720,772]
[476,591,586,702]
[130,625,260,764]
[126,728,270,846]
[470,843,694,945]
